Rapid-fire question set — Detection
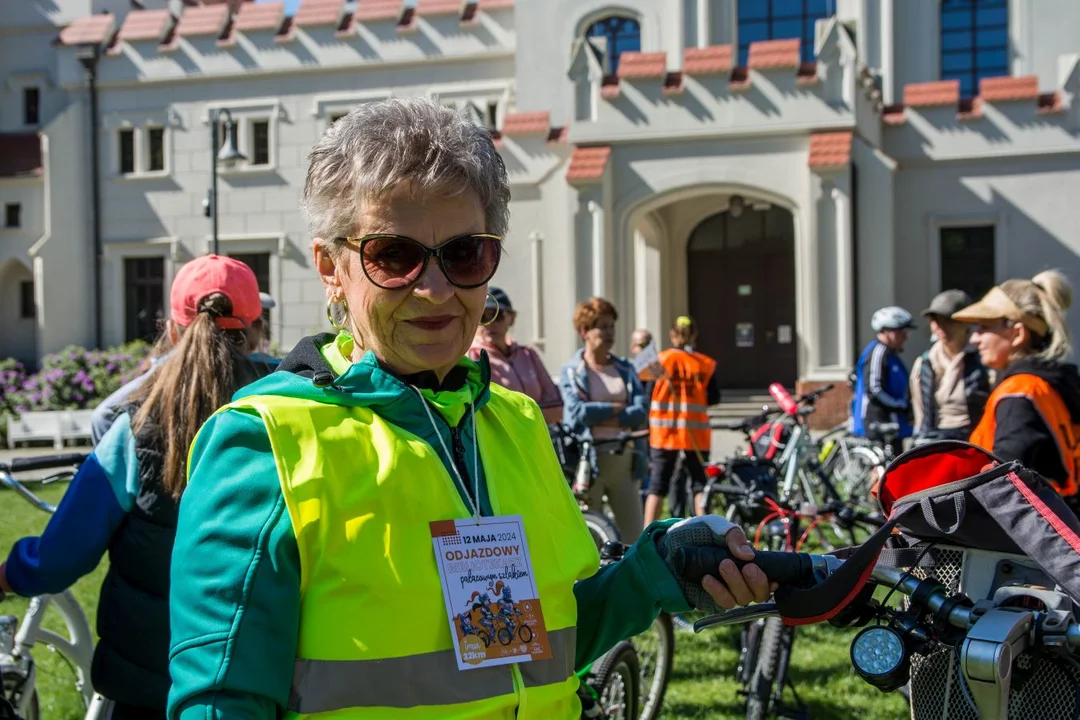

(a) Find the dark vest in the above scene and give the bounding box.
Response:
[91,408,177,710]
[916,347,991,436]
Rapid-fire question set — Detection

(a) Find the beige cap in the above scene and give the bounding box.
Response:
[952,286,1049,335]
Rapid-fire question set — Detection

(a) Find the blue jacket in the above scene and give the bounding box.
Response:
[851,339,912,438]
[557,349,649,483]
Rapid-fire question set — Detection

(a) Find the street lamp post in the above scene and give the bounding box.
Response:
[206,108,246,256]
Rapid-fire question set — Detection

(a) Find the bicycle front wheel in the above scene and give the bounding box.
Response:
[594,641,641,720]
[582,509,621,551]
[635,612,674,720]
[745,617,788,720]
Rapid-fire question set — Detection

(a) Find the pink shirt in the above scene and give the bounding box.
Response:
[468,339,563,423]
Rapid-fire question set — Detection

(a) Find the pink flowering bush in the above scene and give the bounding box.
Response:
[0,342,151,443]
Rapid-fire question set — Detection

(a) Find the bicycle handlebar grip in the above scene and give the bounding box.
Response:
[7,453,89,473]
[671,546,816,588]
[769,383,799,416]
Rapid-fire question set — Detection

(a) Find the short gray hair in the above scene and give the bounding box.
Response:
[301,97,510,252]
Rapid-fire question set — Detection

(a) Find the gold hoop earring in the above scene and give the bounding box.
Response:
[480,294,499,327]
[326,298,350,331]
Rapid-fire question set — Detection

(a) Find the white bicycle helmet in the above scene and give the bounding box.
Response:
[871,306,915,332]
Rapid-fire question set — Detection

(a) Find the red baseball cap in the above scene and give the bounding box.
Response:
[170,255,262,330]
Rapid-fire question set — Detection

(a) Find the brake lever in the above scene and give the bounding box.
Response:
[693,602,780,632]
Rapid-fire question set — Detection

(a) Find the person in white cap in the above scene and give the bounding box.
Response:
[850,306,916,453]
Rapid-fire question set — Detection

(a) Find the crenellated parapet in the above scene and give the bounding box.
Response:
[53,0,515,87]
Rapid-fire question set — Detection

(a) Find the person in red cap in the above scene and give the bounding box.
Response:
[0,255,268,719]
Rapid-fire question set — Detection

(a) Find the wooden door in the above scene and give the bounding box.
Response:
[687,206,797,390]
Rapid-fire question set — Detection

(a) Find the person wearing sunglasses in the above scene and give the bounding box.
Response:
[166,97,772,720]
[954,270,1080,505]
[467,287,564,425]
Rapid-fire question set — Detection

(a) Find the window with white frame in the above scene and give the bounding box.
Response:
[4,203,21,229]
[23,87,40,126]
[147,127,165,172]
[116,125,169,176]
[118,128,136,174]
[210,108,279,172]
[250,119,271,166]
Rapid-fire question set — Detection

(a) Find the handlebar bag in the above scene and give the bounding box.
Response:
[769,440,1080,626]
[748,422,791,461]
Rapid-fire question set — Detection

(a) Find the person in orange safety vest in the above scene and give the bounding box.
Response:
[643,316,720,526]
[954,270,1080,502]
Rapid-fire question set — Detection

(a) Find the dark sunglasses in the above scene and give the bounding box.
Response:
[333,233,502,290]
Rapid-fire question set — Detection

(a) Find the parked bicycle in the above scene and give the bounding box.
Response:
[0,453,107,720]
[550,426,649,549]
[576,541,675,720]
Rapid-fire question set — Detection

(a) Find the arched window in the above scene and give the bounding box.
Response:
[941,0,1009,99]
[737,0,835,66]
[585,16,641,74]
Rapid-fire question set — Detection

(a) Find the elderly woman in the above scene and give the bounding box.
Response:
[167,98,770,719]
[559,298,648,544]
[468,287,564,424]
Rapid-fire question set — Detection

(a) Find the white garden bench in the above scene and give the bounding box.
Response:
[7,410,94,449]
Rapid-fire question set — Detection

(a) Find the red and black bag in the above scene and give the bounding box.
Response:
[770,440,1080,625]
[748,422,792,461]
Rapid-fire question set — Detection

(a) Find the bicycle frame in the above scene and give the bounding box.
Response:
[10,592,95,707]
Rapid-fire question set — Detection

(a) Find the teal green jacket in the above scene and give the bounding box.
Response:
[167,333,690,719]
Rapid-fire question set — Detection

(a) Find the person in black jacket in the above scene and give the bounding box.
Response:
[0,256,268,719]
[956,270,1080,503]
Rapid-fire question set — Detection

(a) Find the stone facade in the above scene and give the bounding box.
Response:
[0,0,1078,421]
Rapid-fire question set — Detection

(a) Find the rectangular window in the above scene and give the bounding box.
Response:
[23,87,40,126]
[737,0,835,66]
[4,203,21,229]
[118,128,136,174]
[940,0,1009,99]
[147,127,165,172]
[229,252,272,336]
[124,257,166,343]
[251,120,271,166]
[19,281,35,320]
[940,225,996,301]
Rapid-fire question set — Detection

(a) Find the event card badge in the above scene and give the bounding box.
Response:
[430,515,552,671]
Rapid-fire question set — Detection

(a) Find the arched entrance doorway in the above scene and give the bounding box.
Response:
[687,204,797,389]
[0,258,38,366]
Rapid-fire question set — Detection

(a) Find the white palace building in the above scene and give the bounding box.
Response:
[2,0,1079,413]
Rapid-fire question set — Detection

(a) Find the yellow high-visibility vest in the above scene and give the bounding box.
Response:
[227,384,599,718]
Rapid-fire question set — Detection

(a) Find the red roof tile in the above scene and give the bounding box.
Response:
[294,0,343,26]
[59,13,115,45]
[748,39,800,70]
[600,75,620,99]
[353,0,403,21]
[980,75,1038,102]
[176,4,229,36]
[882,104,906,125]
[683,45,732,75]
[416,0,462,16]
[808,131,852,170]
[0,134,43,178]
[117,9,172,42]
[903,80,960,108]
[566,146,611,183]
[235,1,283,31]
[1038,91,1064,115]
[617,51,666,79]
[479,0,514,8]
[501,111,550,136]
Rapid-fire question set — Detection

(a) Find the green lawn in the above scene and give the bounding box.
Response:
[0,484,908,719]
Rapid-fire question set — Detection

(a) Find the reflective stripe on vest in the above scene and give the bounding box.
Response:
[289,628,576,714]
[223,387,599,719]
[649,349,716,451]
[969,373,1080,497]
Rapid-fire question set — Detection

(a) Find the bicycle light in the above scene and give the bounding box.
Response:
[850,626,910,692]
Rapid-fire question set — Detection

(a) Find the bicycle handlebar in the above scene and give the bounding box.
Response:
[0,472,58,514]
[671,546,834,589]
[0,452,88,474]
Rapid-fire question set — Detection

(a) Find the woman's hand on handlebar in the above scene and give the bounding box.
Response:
[660,516,774,611]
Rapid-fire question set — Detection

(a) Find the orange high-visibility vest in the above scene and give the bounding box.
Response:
[970,373,1080,497]
[649,349,716,452]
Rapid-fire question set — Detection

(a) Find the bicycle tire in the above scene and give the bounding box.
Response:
[1,671,38,720]
[592,641,641,720]
[519,625,534,644]
[745,617,785,720]
[497,628,513,646]
[636,612,674,720]
[476,631,491,647]
[582,510,621,551]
